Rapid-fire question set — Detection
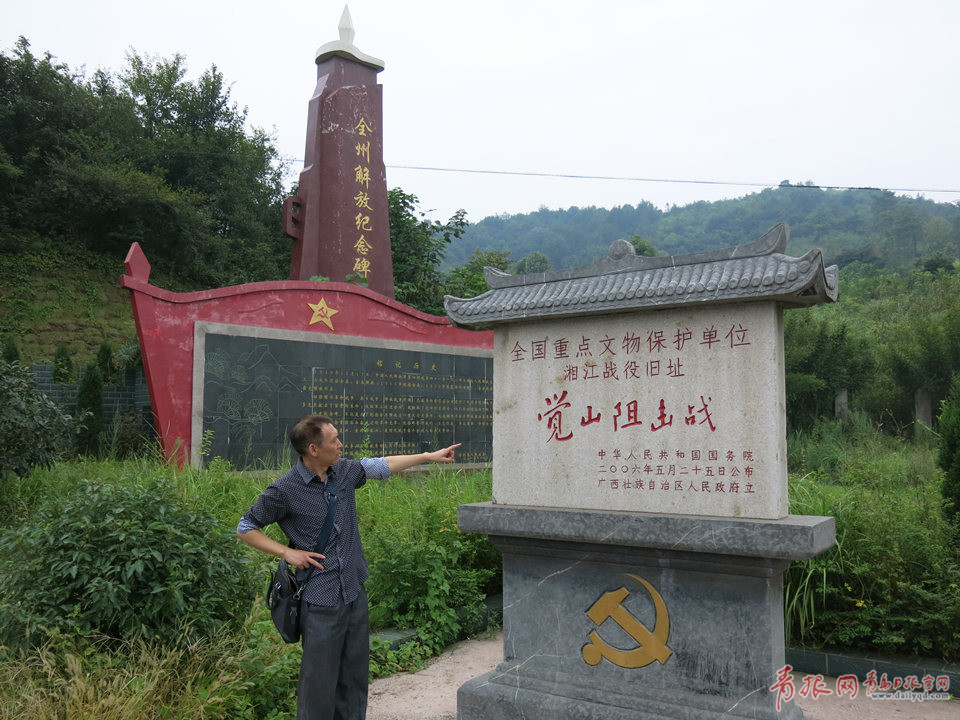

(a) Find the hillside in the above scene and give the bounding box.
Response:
[4,185,960,369]
[0,249,137,367]
[448,184,960,272]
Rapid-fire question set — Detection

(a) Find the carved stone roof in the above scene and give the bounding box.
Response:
[444,223,838,329]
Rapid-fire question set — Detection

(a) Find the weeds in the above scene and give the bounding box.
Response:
[0,460,499,718]
[368,637,432,678]
[0,610,300,720]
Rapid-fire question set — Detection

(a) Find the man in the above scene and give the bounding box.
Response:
[237,414,460,720]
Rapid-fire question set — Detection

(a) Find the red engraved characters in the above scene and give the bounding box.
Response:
[537,395,720,443]
[685,395,716,432]
[650,398,673,432]
[538,391,574,442]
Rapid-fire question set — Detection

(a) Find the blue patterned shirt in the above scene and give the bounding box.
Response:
[238,457,390,606]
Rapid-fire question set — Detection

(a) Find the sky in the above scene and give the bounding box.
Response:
[5,0,960,224]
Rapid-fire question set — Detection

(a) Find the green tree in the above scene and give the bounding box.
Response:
[52,345,73,383]
[512,251,553,275]
[444,249,512,300]
[883,290,960,427]
[886,204,924,265]
[0,38,97,251]
[0,40,288,287]
[938,374,960,520]
[96,342,117,385]
[784,311,874,428]
[115,52,288,286]
[1,336,18,364]
[627,235,660,257]
[388,188,468,315]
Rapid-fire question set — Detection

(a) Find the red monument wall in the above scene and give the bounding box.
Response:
[122,244,490,465]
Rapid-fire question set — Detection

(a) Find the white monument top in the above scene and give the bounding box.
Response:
[315,5,385,71]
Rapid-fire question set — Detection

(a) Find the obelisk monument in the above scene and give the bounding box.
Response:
[284,6,394,298]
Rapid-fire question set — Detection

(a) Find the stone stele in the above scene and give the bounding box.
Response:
[447,224,838,720]
[446,223,837,521]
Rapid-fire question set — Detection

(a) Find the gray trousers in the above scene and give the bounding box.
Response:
[298,587,369,720]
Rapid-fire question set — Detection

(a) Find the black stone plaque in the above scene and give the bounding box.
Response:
[198,328,492,468]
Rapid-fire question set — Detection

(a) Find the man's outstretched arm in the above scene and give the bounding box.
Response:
[385,443,461,474]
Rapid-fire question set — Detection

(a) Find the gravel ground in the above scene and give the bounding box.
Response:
[366,630,959,720]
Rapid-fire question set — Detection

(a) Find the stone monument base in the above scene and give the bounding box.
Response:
[457,503,835,720]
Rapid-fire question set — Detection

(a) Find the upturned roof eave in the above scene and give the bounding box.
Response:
[445,285,833,330]
[443,239,838,330]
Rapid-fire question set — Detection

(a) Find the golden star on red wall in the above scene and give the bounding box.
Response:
[307,297,339,330]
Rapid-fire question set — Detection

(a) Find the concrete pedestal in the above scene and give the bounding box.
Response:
[457,503,835,720]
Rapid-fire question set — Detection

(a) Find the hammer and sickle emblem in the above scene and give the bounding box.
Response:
[581,573,671,668]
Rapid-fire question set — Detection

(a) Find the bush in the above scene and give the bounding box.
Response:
[75,362,103,456]
[114,338,142,373]
[0,361,74,480]
[361,471,500,653]
[1,336,19,363]
[52,344,74,383]
[0,476,256,650]
[937,373,960,520]
[96,341,118,385]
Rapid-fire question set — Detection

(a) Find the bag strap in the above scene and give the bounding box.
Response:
[294,486,338,599]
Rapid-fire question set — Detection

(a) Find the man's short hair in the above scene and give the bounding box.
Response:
[289,414,333,457]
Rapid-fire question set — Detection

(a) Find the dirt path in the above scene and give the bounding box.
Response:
[367,630,502,720]
[367,630,959,720]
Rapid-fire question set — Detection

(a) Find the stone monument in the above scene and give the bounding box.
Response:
[448,224,837,719]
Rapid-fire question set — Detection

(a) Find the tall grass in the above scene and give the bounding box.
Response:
[785,415,960,660]
[4,425,957,720]
[0,612,302,720]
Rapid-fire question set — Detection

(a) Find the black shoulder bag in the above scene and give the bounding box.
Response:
[265,487,338,643]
